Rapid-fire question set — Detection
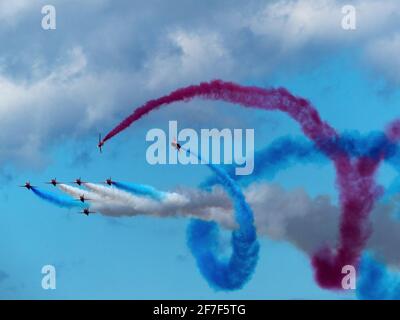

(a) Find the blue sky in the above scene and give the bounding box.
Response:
[1,0,400,299]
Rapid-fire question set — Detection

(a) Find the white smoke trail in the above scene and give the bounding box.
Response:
[57,181,400,267]
[59,183,232,222]
[58,184,102,201]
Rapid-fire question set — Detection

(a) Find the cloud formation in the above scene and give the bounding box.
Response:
[1,0,400,168]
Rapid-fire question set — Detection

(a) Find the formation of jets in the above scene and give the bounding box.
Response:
[21,133,180,216]
[20,177,116,190]
[20,177,100,216]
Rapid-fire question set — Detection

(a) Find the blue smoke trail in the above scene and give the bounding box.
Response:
[113,181,166,201]
[357,254,400,300]
[200,133,400,294]
[219,133,400,297]
[185,148,259,290]
[31,187,83,209]
[203,132,399,189]
[201,136,324,188]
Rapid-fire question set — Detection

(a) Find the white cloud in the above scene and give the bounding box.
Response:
[145,30,234,89]
[239,0,400,81]
[0,0,35,24]
[0,47,136,168]
[246,0,400,43]
[365,33,400,85]
[0,0,400,168]
[246,0,345,50]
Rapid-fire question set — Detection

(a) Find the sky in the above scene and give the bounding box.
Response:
[1,0,400,299]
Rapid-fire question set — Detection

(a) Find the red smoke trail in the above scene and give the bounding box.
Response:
[102,80,384,289]
[312,156,381,288]
[102,80,337,144]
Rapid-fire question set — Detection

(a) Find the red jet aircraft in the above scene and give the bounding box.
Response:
[46,178,60,187]
[20,182,35,190]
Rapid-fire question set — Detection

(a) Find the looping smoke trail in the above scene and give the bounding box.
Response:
[102,80,338,146]
[113,181,166,201]
[210,133,400,293]
[184,147,259,290]
[31,187,83,209]
[101,80,390,289]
